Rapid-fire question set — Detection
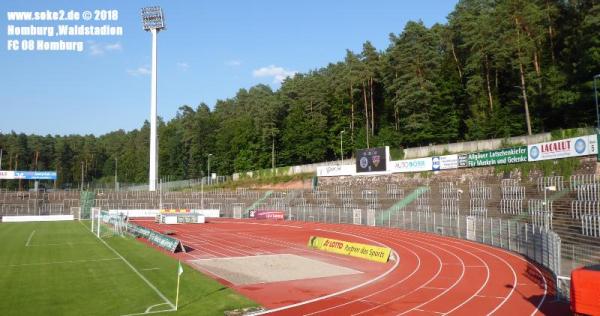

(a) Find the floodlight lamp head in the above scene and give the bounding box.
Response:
[141,6,165,31]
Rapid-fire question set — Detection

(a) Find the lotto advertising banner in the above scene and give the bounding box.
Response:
[317,164,355,177]
[432,154,459,171]
[467,146,528,167]
[307,236,391,263]
[528,135,598,162]
[389,157,432,173]
[356,147,388,173]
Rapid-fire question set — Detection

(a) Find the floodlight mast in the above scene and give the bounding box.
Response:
[141,6,165,191]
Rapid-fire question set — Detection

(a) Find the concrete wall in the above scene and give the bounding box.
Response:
[233,159,354,180]
[403,133,552,159]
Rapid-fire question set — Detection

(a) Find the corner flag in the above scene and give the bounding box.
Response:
[176,261,183,310]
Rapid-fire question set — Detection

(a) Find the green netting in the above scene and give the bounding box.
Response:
[79,191,96,220]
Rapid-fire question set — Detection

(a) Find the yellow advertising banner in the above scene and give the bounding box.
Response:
[307,236,391,263]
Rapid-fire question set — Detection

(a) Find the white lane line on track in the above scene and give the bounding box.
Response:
[476,295,506,299]
[414,308,444,315]
[212,221,303,229]
[244,221,480,316]
[173,219,545,316]
[310,226,465,315]
[176,227,275,256]
[302,235,425,315]
[250,229,400,316]
[349,231,466,316]
[177,234,255,257]
[253,220,545,316]
[398,229,541,316]
[174,237,232,257]
[304,223,492,316]
[25,230,36,247]
[234,231,357,263]
[363,229,500,316]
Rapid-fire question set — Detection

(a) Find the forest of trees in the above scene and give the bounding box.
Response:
[1,0,599,189]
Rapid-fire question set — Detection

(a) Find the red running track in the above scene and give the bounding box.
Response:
[131,218,570,315]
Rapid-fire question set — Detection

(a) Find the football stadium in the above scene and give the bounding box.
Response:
[2,1,600,315]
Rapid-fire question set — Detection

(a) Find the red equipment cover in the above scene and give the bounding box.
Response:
[571,264,600,315]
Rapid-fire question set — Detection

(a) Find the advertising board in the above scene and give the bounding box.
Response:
[307,236,391,263]
[0,171,57,180]
[528,135,598,162]
[389,157,432,173]
[356,147,388,173]
[432,154,459,171]
[316,164,355,177]
[458,154,468,168]
[248,210,285,220]
[127,223,184,253]
[467,146,528,167]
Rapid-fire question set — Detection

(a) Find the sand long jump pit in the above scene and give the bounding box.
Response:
[190,254,362,285]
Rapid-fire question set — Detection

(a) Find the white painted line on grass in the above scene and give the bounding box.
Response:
[5,257,120,268]
[141,268,161,271]
[27,241,98,247]
[77,220,176,313]
[146,303,172,313]
[25,230,36,247]
[121,302,174,316]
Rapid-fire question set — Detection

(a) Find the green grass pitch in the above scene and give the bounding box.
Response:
[0,220,257,315]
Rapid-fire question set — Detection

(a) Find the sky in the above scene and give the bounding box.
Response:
[0,0,458,136]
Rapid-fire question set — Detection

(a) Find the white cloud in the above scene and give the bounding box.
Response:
[105,43,122,51]
[126,65,151,76]
[252,65,297,83]
[88,41,122,56]
[176,62,189,71]
[226,59,242,67]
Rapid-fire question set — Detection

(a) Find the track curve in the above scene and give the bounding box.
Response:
[131,218,569,315]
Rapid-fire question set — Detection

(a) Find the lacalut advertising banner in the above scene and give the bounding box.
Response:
[316,164,355,177]
[432,154,458,170]
[356,147,389,173]
[389,157,432,173]
[528,135,598,162]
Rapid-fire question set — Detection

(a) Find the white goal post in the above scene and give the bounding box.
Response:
[91,208,127,238]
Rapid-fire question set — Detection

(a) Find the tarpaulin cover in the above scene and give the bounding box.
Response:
[571,264,600,315]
